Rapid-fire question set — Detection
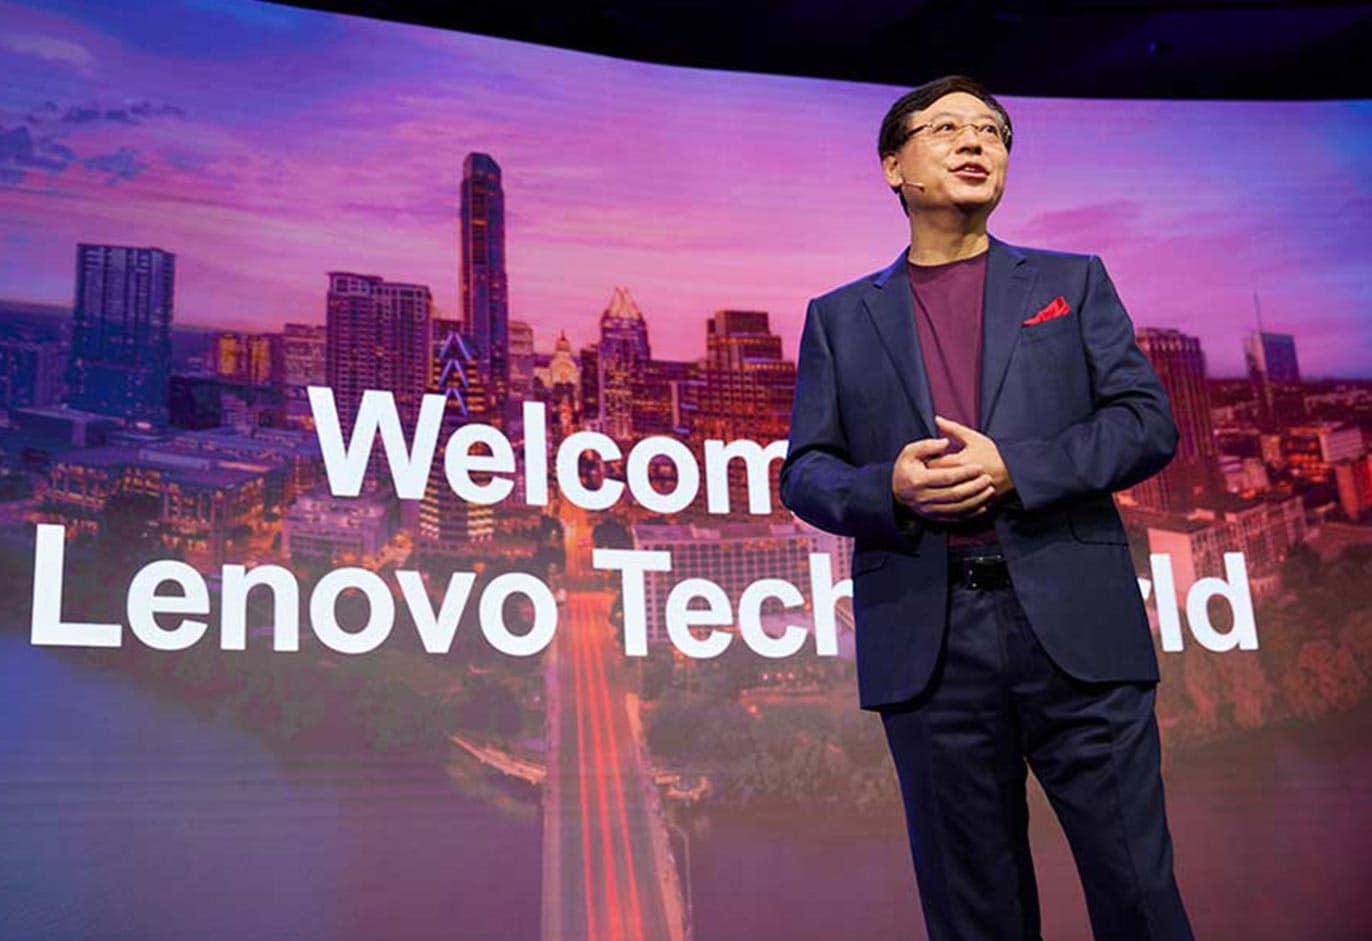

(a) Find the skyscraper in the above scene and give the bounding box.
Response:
[1133,327,1220,511]
[578,343,600,422]
[1244,330,1300,384]
[419,324,495,555]
[693,310,796,441]
[508,319,535,405]
[459,153,510,420]
[690,309,796,517]
[1244,329,1303,430]
[0,339,65,410]
[325,272,432,488]
[596,286,652,441]
[66,244,174,427]
[282,323,326,389]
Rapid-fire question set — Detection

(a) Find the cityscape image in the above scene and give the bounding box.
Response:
[1,2,1370,940]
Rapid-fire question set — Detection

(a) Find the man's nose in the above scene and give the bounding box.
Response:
[955,131,983,151]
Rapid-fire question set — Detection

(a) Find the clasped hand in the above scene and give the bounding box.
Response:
[891,415,1016,521]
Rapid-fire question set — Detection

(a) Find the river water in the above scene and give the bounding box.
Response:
[3,630,1369,940]
[0,631,541,940]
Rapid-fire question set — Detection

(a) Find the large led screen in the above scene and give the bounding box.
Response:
[2,2,1370,939]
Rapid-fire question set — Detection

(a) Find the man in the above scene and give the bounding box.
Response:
[778,75,1195,940]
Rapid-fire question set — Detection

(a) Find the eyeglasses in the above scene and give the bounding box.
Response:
[901,119,1009,149]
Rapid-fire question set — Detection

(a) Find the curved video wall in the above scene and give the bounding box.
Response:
[2,2,1370,939]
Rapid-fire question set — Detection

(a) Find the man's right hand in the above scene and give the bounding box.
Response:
[892,437,997,521]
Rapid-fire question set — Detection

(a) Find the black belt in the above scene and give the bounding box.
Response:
[948,547,1011,590]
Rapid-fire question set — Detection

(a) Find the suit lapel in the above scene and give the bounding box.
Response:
[862,247,935,437]
[860,234,1039,440]
[979,234,1038,430]
[856,235,1037,441]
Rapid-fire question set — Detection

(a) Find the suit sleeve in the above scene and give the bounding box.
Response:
[779,298,925,550]
[997,254,1179,513]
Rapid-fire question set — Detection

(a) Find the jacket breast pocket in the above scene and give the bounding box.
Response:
[1020,312,1077,343]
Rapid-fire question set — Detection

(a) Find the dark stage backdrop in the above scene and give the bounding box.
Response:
[2,2,1370,939]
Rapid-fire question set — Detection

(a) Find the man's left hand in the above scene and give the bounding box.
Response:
[926,415,1017,500]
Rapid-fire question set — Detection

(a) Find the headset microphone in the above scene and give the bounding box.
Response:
[897,179,926,191]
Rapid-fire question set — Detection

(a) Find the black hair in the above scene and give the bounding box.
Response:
[877,75,1013,215]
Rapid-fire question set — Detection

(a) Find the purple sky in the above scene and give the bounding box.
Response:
[1,0,1369,377]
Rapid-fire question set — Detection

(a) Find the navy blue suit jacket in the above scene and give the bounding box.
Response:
[779,234,1178,711]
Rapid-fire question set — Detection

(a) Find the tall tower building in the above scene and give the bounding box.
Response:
[282,323,326,389]
[1133,327,1220,511]
[431,322,488,420]
[691,309,796,517]
[596,286,651,441]
[419,325,495,555]
[1244,330,1300,384]
[0,339,65,410]
[459,153,510,420]
[66,244,174,427]
[1244,329,1303,430]
[694,310,796,440]
[324,272,432,488]
[508,319,535,406]
[579,343,600,422]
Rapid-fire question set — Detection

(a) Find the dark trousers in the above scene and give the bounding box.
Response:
[877,552,1194,941]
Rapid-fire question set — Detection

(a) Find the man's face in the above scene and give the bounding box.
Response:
[881,91,1009,219]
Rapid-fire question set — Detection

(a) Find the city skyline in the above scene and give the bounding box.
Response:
[0,1,1369,379]
[2,7,1370,939]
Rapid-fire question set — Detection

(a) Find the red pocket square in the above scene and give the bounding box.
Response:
[1023,296,1071,326]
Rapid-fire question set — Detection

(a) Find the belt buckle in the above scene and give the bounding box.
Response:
[958,552,1005,590]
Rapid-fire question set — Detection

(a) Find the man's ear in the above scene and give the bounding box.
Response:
[880,153,903,190]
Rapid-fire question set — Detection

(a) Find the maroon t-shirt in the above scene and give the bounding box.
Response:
[906,251,1000,546]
